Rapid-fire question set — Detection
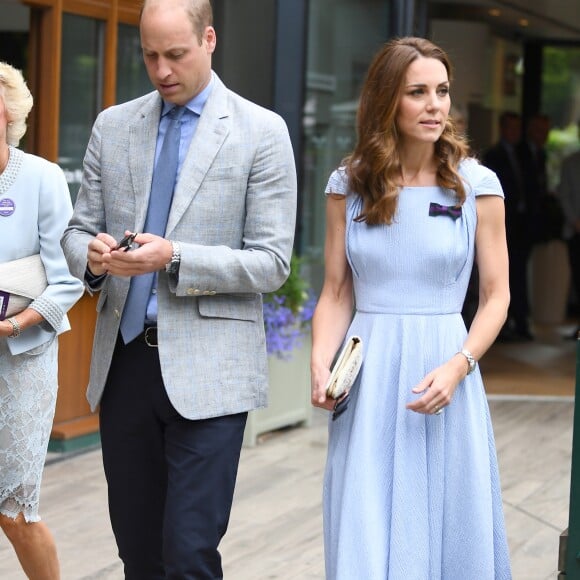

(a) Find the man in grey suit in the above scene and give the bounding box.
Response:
[61,0,296,577]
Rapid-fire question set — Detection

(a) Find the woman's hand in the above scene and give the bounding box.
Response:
[0,309,44,337]
[406,353,468,415]
[0,319,14,337]
[310,362,336,411]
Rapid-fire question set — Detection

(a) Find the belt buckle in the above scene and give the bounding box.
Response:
[144,326,158,347]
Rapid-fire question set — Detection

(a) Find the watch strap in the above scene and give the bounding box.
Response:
[165,240,181,274]
[459,348,476,374]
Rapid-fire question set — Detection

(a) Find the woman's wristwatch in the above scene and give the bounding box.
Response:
[6,317,21,338]
[458,348,476,374]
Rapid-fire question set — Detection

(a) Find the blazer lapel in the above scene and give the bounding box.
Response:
[165,77,230,236]
[129,93,162,232]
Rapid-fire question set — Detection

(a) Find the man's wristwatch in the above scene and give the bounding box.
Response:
[165,241,181,274]
[459,348,476,375]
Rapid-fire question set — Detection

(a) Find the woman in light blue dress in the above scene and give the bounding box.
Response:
[0,62,84,579]
[311,38,512,579]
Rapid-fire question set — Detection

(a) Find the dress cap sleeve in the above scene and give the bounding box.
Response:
[325,167,349,197]
[460,158,504,199]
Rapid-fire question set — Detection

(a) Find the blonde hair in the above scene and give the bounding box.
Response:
[0,62,33,146]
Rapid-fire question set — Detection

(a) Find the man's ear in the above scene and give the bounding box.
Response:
[204,26,217,53]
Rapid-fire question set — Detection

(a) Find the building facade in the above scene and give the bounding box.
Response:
[1,0,579,446]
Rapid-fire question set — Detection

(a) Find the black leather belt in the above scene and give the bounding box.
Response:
[140,326,158,347]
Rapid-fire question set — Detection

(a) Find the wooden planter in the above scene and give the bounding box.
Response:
[243,335,312,447]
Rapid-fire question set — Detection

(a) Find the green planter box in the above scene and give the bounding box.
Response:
[243,337,312,446]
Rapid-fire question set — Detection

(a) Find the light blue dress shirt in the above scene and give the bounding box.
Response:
[145,75,215,323]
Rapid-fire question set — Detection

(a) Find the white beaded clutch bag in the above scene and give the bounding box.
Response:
[0,254,48,320]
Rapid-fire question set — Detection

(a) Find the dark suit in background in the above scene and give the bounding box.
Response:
[517,114,553,245]
[483,111,533,340]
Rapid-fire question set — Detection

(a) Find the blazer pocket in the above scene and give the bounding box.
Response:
[203,165,246,182]
[197,293,260,322]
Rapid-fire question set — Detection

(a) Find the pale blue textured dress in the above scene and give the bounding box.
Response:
[323,159,512,579]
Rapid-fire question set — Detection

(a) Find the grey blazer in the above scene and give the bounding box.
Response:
[62,74,297,419]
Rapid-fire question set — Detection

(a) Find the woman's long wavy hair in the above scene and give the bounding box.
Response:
[344,37,469,225]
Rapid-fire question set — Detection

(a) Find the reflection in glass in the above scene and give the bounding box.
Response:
[542,46,580,190]
[117,24,151,104]
[302,0,389,291]
[59,14,103,204]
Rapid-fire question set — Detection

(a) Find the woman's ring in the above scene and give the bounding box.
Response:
[434,405,443,415]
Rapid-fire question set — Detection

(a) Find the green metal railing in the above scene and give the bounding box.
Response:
[564,338,580,578]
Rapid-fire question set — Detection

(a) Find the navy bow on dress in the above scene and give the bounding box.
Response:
[429,202,462,220]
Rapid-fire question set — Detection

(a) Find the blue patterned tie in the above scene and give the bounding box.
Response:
[120,106,185,344]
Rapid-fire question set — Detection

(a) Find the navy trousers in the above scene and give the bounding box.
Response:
[99,334,247,579]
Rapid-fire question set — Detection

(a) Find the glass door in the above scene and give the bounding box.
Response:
[59,13,104,203]
[0,1,30,149]
[542,45,580,190]
[302,0,390,291]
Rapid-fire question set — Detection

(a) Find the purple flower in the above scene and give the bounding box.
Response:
[263,254,317,359]
[263,289,317,360]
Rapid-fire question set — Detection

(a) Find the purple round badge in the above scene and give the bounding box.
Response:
[0,198,15,217]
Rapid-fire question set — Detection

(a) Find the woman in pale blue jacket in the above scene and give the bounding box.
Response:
[0,62,84,579]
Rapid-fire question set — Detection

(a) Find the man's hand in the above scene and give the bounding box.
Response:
[87,233,118,276]
[101,233,173,277]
